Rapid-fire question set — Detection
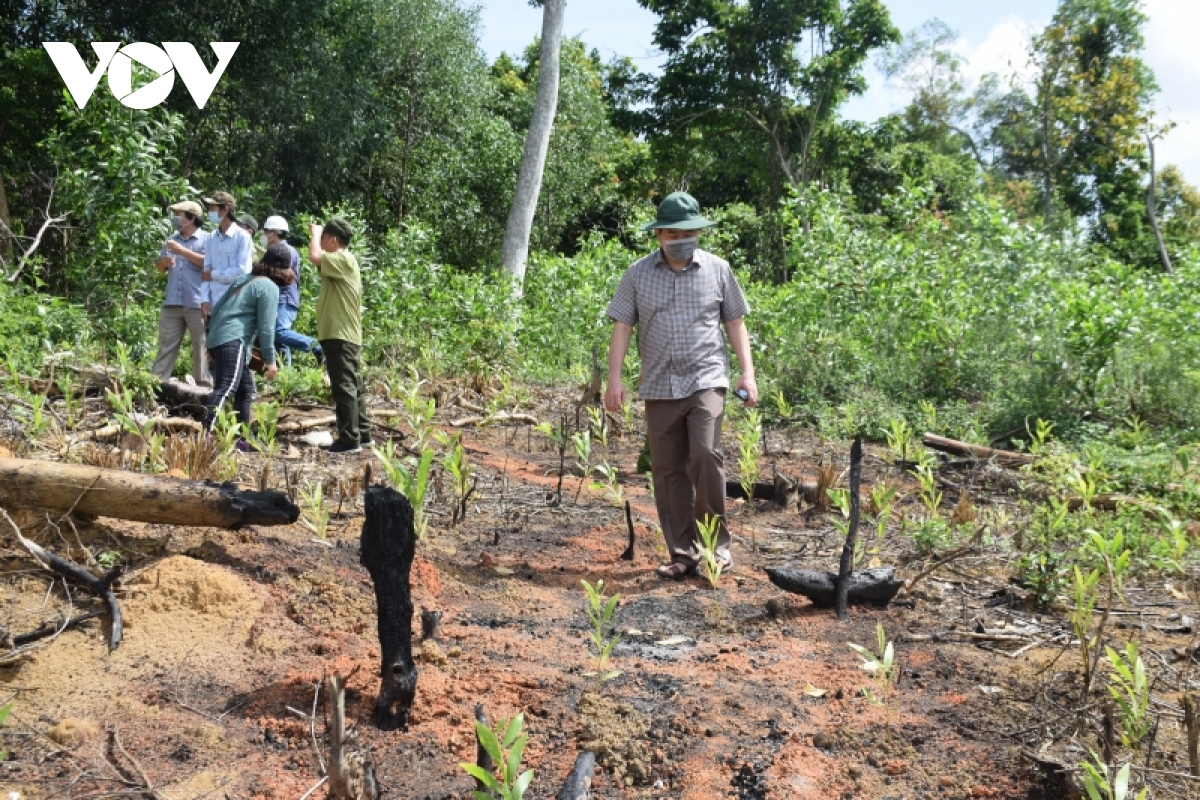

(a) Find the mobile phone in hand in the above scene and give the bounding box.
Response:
[735,389,749,402]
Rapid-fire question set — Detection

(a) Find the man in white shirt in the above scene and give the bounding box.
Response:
[199,190,253,319]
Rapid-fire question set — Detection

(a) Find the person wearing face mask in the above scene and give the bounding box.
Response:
[199,191,253,321]
[604,191,758,580]
[150,200,211,387]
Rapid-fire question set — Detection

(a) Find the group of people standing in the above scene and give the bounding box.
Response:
[151,190,369,454]
[154,186,756,579]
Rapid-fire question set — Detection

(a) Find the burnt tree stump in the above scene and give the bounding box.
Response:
[361,486,418,730]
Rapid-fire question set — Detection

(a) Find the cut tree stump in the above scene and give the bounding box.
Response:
[0,457,299,528]
[360,485,418,730]
[922,433,1033,468]
[764,566,904,608]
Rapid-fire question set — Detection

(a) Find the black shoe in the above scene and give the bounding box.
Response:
[326,440,362,454]
[359,437,374,448]
[313,346,325,368]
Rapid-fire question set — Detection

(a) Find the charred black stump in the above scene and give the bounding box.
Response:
[361,486,418,730]
[421,608,442,642]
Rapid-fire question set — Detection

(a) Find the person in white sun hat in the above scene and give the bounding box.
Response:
[262,215,323,367]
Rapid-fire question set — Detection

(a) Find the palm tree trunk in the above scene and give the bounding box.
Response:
[498,0,565,295]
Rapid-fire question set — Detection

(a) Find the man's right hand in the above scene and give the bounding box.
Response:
[604,380,626,413]
[155,256,172,273]
[200,303,211,321]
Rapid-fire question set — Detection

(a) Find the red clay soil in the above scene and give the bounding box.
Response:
[0,392,1193,799]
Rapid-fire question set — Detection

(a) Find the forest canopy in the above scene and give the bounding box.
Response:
[1,0,1198,440]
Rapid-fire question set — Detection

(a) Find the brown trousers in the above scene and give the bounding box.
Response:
[645,388,731,567]
[151,305,212,387]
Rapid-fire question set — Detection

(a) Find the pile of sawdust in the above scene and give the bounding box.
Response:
[577,691,651,787]
[125,555,255,619]
[0,555,261,723]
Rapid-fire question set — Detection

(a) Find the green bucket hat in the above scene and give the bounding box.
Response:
[641,191,716,231]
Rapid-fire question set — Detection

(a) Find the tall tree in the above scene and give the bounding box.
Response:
[1029,0,1155,242]
[879,19,986,167]
[499,0,565,291]
[638,0,898,206]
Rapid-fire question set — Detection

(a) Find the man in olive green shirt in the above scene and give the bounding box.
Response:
[309,217,369,454]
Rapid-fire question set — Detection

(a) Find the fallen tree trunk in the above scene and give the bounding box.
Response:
[361,485,418,730]
[922,433,1033,468]
[0,457,299,528]
[157,378,210,408]
[277,414,337,433]
[74,416,203,441]
[449,412,539,428]
[1066,494,1147,513]
[765,566,904,608]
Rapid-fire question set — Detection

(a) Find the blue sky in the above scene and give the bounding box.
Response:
[473,0,1200,186]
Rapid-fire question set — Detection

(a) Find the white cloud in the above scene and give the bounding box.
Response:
[958,16,1039,89]
[843,16,1043,123]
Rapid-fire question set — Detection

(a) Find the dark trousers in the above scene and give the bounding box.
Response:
[644,388,731,567]
[321,339,368,445]
[204,340,255,429]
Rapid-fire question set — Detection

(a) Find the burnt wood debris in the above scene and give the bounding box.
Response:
[834,435,863,620]
[473,703,493,792]
[556,751,596,800]
[0,457,300,528]
[3,510,125,651]
[764,435,904,610]
[765,565,905,608]
[360,485,419,730]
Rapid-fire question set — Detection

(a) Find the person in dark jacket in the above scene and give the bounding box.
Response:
[203,243,294,430]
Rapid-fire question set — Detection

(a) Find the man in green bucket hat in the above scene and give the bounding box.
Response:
[604,191,759,580]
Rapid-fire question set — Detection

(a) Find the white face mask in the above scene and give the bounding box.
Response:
[208,210,221,224]
[661,236,699,263]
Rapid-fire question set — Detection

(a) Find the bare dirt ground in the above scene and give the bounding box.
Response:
[0,384,1197,799]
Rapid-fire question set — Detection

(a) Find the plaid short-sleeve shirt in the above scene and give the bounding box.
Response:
[606,248,750,401]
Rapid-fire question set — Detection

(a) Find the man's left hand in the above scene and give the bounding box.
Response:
[264,364,278,381]
[736,375,759,407]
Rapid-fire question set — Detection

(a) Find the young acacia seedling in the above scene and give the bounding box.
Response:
[581,579,622,684]
[848,622,899,737]
[459,713,534,800]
